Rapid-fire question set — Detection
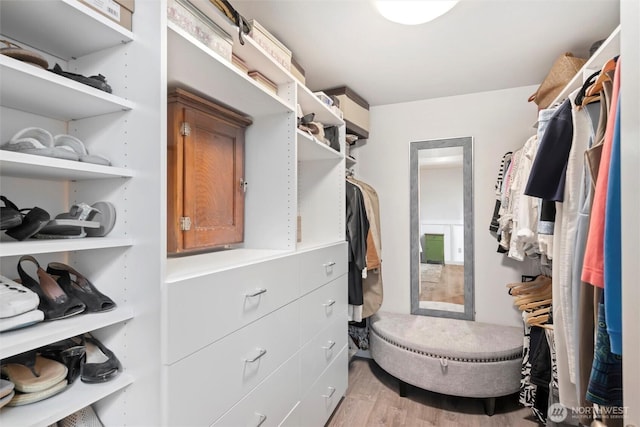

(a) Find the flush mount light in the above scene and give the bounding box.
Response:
[373,0,459,25]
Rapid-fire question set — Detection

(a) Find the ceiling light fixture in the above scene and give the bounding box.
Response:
[373,0,459,25]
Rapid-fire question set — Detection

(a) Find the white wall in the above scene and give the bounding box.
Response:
[353,85,540,327]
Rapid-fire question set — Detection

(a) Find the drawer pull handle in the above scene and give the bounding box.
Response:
[244,348,267,363]
[255,413,267,427]
[323,299,336,307]
[322,340,336,350]
[322,386,336,399]
[245,288,267,297]
[323,261,336,268]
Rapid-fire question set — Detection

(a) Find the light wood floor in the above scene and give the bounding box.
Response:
[326,357,541,427]
[420,264,465,305]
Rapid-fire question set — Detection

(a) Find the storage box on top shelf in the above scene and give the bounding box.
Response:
[248,19,291,71]
[167,0,233,62]
[323,86,370,139]
[291,56,306,85]
[79,0,134,31]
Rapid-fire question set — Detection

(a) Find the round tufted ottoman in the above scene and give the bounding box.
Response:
[369,312,523,415]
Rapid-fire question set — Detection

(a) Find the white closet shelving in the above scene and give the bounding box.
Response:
[0,0,162,425]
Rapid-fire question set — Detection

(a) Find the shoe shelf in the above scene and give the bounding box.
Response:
[0,56,134,122]
[346,155,357,168]
[0,151,134,181]
[0,0,134,61]
[297,130,343,162]
[0,307,135,360]
[297,83,344,126]
[168,23,294,118]
[0,237,133,258]
[0,372,134,427]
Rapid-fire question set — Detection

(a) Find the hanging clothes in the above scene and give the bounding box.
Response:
[347,177,384,319]
[346,180,369,322]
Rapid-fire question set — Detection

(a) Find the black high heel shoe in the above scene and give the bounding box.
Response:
[46,263,116,313]
[17,256,86,320]
[81,333,121,383]
[39,336,86,384]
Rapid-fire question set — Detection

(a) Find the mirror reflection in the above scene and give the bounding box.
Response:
[410,137,474,320]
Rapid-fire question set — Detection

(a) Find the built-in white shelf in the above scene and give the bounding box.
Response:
[346,155,357,168]
[168,23,293,118]
[0,0,134,60]
[0,373,134,427]
[0,56,134,121]
[551,25,620,106]
[297,83,344,126]
[0,151,134,181]
[297,130,343,162]
[165,249,291,283]
[0,307,135,359]
[0,237,133,258]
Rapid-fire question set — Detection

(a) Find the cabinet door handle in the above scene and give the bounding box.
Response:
[322,386,336,399]
[323,261,336,268]
[245,288,267,297]
[322,299,336,307]
[322,340,336,350]
[255,413,267,427]
[244,348,267,363]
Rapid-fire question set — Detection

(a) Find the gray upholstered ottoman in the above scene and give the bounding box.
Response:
[369,312,523,415]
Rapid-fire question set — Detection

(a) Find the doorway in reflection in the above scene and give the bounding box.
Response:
[418,147,465,312]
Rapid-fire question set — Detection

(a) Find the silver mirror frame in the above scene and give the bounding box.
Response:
[410,137,474,320]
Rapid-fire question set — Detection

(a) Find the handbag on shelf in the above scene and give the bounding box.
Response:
[528,52,586,110]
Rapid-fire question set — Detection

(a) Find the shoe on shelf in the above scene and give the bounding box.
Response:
[17,255,86,321]
[49,63,112,93]
[46,263,116,313]
[0,274,40,319]
[5,378,67,407]
[85,201,116,238]
[35,203,101,239]
[54,135,111,166]
[1,354,67,393]
[0,309,45,332]
[59,405,104,427]
[81,333,121,383]
[39,336,86,384]
[0,389,15,409]
[0,127,80,161]
[1,196,22,230]
[1,196,51,241]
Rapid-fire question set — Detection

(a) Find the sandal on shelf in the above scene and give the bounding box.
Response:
[0,39,48,69]
[54,135,111,166]
[85,201,116,237]
[1,196,51,241]
[36,203,101,239]
[1,353,67,393]
[46,263,116,313]
[6,378,67,407]
[0,127,79,161]
[0,196,22,230]
[17,255,86,321]
[81,333,121,383]
[49,63,112,93]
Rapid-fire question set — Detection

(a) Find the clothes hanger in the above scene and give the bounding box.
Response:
[519,298,553,311]
[585,57,617,97]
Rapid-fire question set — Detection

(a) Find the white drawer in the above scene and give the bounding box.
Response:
[300,317,347,395]
[298,242,347,295]
[278,402,300,427]
[166,301,300,427]
[299,275,347,345]
[213,353,300,427]
[165,255,298,364]
[296,346,348,427]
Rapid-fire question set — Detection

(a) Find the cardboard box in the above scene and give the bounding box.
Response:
[249,19,291,71]
[80,0,133,31]
[291,56,305,85]
[323,86,370,139]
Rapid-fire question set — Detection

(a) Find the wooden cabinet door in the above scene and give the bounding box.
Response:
[167,88,252,254]
[182,106,245,250]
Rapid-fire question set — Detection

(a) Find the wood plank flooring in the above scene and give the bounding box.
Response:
[326,357,542,427]
[421,264,465,305]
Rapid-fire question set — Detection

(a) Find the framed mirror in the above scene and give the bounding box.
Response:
[410,137,474,320]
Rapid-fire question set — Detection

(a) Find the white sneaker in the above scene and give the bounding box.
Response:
[0,309,44,332]
[0,275,40,318]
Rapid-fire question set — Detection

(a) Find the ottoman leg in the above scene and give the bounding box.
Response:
[399,380,408,397]
[483,397,496,416]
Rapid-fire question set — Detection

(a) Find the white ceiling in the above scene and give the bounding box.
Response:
[233,0,619,107]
